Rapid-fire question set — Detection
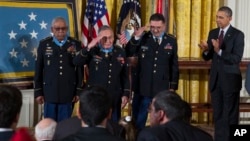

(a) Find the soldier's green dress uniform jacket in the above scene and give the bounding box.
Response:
[34,36,84,103]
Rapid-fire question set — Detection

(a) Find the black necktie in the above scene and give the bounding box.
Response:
[218,30,224,48]
[155,38,160,45]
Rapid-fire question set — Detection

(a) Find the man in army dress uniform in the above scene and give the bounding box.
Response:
[125,13,179,130]
[73,25,130,122]
[34,17,84,122]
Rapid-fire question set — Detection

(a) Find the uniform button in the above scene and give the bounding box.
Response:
[154,64,157,67]
[153,70,156,73]
[59,72,63,75]
[109,69,112,72]
[60,54,63,57]
[154,58,157,60]
[108,81,111,84]
[155,51,159,54]
[60,66,63,69]
[60,61,63,63]
[109,75,111,78]
[110,63,112,66]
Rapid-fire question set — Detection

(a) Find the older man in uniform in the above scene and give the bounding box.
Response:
[125,13,179,130]
[73,25,130,122]
[34,17,83,122]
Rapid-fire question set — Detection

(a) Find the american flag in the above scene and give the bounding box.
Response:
[116,0,141,46]
[82,0,110,47]
[0,1,74,83]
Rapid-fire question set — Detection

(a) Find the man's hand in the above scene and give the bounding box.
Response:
[72,96,79,102]
[198,40,208,52]
[211,39,220,53]
[87,35,103,50]
[36,96,44,104]
[121,96,129,109]
[134,26,147,38]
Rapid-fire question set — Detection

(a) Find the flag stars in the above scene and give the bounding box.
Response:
[30,30,38,39]
[8,30,17,39]
[18,20,27,30]
[39,20,48,29]
[20,58,29,67]
[9,48,18,58]
[31,47,37,59]
[20,39,28,48]
[28,12,37,21]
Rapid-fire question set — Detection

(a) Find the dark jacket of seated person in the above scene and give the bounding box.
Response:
[53,116,125,140]
[59,86,125,141]
[137,90,213,141]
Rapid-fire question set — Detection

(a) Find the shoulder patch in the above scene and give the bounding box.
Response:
[167,33,176,38]
[40,36,52,42]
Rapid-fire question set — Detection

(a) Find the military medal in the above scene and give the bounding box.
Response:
[142,53,145,58]
[105,52,108,58]
[47,60,50,66]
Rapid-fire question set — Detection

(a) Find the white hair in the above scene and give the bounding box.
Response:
[35,118,57,141]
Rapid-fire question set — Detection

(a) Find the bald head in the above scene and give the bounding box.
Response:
[35,118,57,141]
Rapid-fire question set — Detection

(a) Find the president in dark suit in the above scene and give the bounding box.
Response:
[199,6,244,141]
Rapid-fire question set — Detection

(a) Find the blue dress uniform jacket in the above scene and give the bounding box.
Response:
[73,46,130,99]
[34,36,84,103]
[126,32,179,97]
[73,45,130,121]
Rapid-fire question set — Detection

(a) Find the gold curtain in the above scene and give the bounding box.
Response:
[76,0,221,123]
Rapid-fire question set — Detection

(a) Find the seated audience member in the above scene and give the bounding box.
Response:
[61,86,125,141]
[35,118,57,141]
[119,116,137,141]
[10,127,34,141]
[137,90,213,141]
[0,84,23,141]
[53,116,125,140]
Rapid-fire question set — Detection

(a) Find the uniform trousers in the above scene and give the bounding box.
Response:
[136,96,152,130]
[44,102,72,122]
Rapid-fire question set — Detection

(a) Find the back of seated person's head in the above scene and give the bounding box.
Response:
[181,100,192,123]
[152,90,186,124]
[0,84,22,129]
[78,85,112,127]
[35,118,57,141]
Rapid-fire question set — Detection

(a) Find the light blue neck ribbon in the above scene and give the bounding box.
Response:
[53,36,68,47]
[99,44,113,53]
[153,32,164,39]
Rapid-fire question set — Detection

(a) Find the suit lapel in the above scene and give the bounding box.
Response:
[224,26,234,43]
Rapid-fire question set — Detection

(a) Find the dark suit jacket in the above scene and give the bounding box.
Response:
[0,130,15,141]
[60,127,126,141]
[126,32,179,97]
[34,36,84,103]
[137,120,213,141]
[245,63,250,95]
[53,116,125,140]
[202,26,244,93]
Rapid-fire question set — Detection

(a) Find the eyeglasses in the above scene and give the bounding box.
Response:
[53,27,67,31]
